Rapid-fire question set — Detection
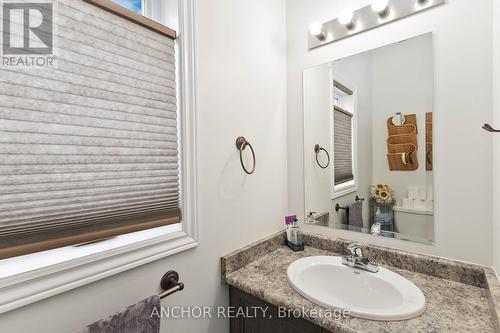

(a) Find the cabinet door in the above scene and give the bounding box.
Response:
[229,286,279,333]
[279,318,324,333]
[229,286,323,333]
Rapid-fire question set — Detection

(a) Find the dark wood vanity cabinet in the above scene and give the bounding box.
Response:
[229,286,332,333]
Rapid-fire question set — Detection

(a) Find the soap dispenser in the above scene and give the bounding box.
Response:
[371,207,382,236]
[285,215,304,251]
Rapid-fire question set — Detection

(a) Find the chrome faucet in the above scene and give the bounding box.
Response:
[342,244,379,273]
[305,212,317,224]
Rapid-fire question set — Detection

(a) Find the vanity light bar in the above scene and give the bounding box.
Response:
[308,0,444,50]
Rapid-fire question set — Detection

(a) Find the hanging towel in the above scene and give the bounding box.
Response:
[79,295,161,333]
[348,200,363,228]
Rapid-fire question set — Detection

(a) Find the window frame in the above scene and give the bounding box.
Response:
[0,0,198,314]
[330,73,358,199]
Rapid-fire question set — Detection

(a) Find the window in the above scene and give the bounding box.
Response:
[334,106,354,185]
[0,0,180,259]
[331,79,357,197]
[0,0,197,314]
[111,0,143,14]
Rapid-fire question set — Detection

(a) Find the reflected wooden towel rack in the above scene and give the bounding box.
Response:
[386,114,418,171]
[426,112,433,170]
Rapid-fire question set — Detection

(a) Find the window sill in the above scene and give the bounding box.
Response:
[0,224,198,314]
[331,183,357,199]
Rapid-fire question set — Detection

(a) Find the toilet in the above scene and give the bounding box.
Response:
[393,206,434,241]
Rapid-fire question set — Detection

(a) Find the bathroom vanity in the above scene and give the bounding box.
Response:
[222,231,500,333]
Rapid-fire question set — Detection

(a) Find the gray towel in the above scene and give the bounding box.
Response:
[79,295,161,333]
[348,200,363,228]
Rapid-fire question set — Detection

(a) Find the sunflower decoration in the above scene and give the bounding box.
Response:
[370,184,393,204]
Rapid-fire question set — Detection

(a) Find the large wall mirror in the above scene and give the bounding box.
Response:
[303,33,434,244]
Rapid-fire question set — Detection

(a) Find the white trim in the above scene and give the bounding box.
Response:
[141,0,149,17]
[331,181,357,199]
[0,0,198,314]
[177,0,198,243]
[0,230,197,313]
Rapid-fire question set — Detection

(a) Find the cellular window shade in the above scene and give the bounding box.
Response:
[334,106,354,185]
[0,0,180,259]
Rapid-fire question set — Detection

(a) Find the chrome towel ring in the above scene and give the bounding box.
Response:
[236,136,256,175]
[314,144,330,169]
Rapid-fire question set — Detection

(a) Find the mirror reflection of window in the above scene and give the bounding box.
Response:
[332,79,356,196]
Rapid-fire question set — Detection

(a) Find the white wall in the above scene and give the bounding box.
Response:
[370,34,434,204]
[0,0,288,332]
[288,0,493,265]
[493,0,500,273]
[303,66,334,221]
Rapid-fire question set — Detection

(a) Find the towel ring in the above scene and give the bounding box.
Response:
[236,136,256,175]
[314,144,330,169]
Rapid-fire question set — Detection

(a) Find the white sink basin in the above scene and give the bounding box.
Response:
[287,256,426,321]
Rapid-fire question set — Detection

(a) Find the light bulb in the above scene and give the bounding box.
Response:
[309,21,327,41]
[309,21,322,36]
[371,0,390,16]
[339,8,355,29]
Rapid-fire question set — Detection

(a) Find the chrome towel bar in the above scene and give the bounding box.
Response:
[159,270,184,300]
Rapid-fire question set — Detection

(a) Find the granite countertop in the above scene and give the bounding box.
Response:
[222,232,499,333]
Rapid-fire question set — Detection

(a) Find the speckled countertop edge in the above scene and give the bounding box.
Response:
[221,230,285,283]
[221,229,500,332]
[485,268,500,332]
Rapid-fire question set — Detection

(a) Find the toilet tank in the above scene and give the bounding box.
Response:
[393,206,434,240]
